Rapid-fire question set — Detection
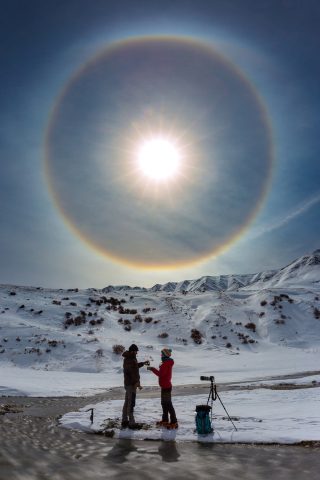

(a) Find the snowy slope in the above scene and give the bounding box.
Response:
[0,250,319,395]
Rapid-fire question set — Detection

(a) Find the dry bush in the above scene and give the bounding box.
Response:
[113,344,125,354]
[314,307,320,319]
[119,306,137,315]
[191,329,203,344]
[74,315,86,326]
[245,322,256,332]
[158,332,168,338]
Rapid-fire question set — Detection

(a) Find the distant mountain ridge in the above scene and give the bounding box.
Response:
[103,249,320,294]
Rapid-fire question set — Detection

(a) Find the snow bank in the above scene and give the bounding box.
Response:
[60,387,320,443]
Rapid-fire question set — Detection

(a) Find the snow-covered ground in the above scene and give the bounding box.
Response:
[60,387,320,444]
[0,249,319,443]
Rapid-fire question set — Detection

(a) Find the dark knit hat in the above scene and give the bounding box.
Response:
[129,344,139,352]
[161,348,172,357]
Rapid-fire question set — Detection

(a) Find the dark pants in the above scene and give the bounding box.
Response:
[161,387,177,423]
[122,385,136,424]
[131,391,136,412]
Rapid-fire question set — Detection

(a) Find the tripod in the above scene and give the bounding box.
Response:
[207,378,237,431]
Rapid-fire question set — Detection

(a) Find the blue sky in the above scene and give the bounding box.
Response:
[0,0,319,288]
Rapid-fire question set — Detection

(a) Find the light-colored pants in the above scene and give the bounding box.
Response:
[122,385,136,424]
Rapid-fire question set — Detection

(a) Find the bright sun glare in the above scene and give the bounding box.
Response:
[137,138,181,180]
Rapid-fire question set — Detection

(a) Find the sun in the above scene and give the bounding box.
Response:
[137,137,181,180]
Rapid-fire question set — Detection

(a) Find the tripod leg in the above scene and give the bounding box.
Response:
[206,388,212,405]
[216,392,237,431]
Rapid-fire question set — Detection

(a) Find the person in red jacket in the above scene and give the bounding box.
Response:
[147,348,178,429]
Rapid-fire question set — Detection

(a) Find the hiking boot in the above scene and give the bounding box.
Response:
[167,422,178,430]
[128,422,143,430]
[156,420,169,427]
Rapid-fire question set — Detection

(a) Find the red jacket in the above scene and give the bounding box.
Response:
[150,358,174,389]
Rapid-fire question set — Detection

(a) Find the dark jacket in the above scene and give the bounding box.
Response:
[150,358,174,389]
[122,351,144,387]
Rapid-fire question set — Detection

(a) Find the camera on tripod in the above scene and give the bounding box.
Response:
[200,375,215,382]
[196,374,237,433]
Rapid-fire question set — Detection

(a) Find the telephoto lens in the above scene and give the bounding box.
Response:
[200,375,214,381]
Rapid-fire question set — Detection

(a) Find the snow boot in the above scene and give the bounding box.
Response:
[156,420,169,427]
[166,422,178,430]
[128,422,143,430]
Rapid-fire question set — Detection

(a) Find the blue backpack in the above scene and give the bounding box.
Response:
[195,405,213,434]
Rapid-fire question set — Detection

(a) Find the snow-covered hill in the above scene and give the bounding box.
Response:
[149,249,320,293]
[0,249,319,395]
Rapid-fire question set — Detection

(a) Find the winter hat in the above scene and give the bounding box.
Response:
[161,348,172,358]
[129,344,139,352]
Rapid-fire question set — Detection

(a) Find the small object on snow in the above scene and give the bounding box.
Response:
[86,408,94,424]
[195,405,213,434]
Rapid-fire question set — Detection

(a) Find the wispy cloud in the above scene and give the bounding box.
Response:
[249,192,320,239]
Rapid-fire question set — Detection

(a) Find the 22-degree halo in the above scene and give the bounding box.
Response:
[45,36,274,269]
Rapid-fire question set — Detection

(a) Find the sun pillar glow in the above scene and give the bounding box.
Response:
[137,138,181,180]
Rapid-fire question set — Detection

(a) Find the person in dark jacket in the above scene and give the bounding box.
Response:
[122,344,148,428]
[147,348,178,429]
